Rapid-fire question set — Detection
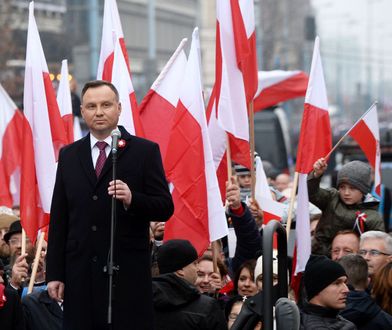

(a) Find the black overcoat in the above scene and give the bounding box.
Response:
[46,126,174,330]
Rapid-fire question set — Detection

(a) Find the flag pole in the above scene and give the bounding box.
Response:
[324,101,378,160]
[212,240,219,273]
[286,171,299,240]
[28,231,45,294]
[226,134,232,178]
[249,100,256,199]
[21,228,26,256]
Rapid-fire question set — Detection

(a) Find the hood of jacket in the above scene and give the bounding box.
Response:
[152,273,200,311]
[340,290,382,323]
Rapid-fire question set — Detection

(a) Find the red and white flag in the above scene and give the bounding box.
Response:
[21,2,68,243]
[254,156,284,223]
[294,37,331,277]
[254,70,308,111]
[348,104,381,195]
[97,0,143,136]
[213,0,259,169]
[57,59,74,143]
[0,84,23,207]
[97,0,129,81]
[164,28,228,255]
[139,39,188,160]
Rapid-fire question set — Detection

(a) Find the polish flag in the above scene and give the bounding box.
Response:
[0,84,23,207]
[21,2,69,243]
[164,28,228,255]
[111,37,143,135]
[348,104,381,195]
[206,87,227,202]
[97,0,143,136]
[254,70,308,111]
[214,0,258,169]
[57,59,74,143]
[254,156,284,224]
[139,39,188,160]
[97,0,130,81]
[294,37,331,280]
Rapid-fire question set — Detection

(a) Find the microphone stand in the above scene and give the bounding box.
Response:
[107,148,119,326]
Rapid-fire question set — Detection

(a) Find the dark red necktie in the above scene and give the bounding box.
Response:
[95,141,107,177]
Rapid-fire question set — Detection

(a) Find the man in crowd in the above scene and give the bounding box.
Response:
[331,230,360,261]
[0,206,18,265]
[300,255,356,329]
[152,239,227,329]
[359,231,392,281]
[46,80,174,330]
[339,254,392,329]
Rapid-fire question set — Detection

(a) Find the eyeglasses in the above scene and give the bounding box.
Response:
[358,249,391,257]
[8,237,31,245]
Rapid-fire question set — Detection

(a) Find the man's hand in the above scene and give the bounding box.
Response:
[10,253,29,289]
[47,281,65,302]
[226,176,241,210]
[313,158,327,178]
[108,180,132,207]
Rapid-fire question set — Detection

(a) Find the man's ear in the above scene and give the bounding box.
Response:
[175,269,185,278]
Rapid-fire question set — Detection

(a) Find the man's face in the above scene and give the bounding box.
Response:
[195,260,215,293]
[150,222,165,241]
[237,174,251,188]
[275,174,290,192]
[338,183,363,205]
[331,233,359,261]
[359,238,392,277]
[182,261,198,285]
[0,228,10,258]
[7,233,34,258]
[312,276,349,310]
[81,85,121,139]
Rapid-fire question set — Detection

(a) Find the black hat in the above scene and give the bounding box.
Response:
[3,220,22,244]
[304,255,347,300]
[157,239,198,274]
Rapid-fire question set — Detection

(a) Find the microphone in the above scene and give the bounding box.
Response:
[111,129,121,154]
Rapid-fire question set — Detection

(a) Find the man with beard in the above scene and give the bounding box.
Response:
[0,206,18,265]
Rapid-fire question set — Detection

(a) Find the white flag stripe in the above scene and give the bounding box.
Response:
[238,0,255,37]
[57,59,73,117]
[112,37,136,135]
[304,37,328,111]
[295,173,311,274]
[0,84,18,157]
[255,156,273,201]
[255,70,301,97]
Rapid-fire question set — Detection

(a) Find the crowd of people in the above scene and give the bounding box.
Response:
[1,80,392,330]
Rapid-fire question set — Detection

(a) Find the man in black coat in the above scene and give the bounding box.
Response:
[153,239,227,330]
[46,80,174,330]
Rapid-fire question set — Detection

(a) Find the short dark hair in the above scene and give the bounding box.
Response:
[338,254,368,290]
[81,80,119,103]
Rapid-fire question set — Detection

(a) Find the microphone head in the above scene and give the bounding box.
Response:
[111,128,121,138]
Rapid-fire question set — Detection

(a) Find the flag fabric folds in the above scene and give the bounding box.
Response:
[57,59,74,143]
[164,28,228,255]
[139,39,188,160]
[253,70,308,111]
[348,104,381,195]
[294,37,332,277]
[0,84,23,207]
[97,0,143,136]
[21,2,68,243]
[214,0,258,170]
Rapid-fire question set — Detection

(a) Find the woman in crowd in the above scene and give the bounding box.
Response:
[372,261,392,315]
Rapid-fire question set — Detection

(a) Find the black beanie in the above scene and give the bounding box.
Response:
[304,255,347,300]
[157,239,198,274]
[337,161,371,194]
